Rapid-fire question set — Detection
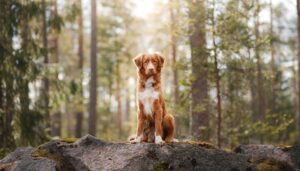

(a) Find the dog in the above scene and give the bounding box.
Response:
[130,52,175,144]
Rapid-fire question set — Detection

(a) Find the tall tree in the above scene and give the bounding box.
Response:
[89,0,97,136]
[0,0,15,149]
[51,0,62,137]
[75,0,84,138]
[169,0,179,108]
[188,0,209,140]
[254,0,265,124]
[211,0,222,148]
[19,0,31,145]
[269,0,276,112]
[116,60,122,136]
[42,0,50,130]
[297,0,300,142]
[169,0,180,134]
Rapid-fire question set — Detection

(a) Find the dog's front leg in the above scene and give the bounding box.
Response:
[131,109,145,143]
[154,101,164,144]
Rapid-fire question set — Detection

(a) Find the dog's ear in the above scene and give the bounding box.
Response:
[155,52,164,69]
[133,54,144,70]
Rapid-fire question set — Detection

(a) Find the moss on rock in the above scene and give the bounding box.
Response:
[153,162,169,171]
[250,156,294,171]
[276,144,292,152]
[60,137,78,144]
[181,141,216,149]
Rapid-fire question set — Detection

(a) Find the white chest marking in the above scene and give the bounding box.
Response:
[139,77,159,115]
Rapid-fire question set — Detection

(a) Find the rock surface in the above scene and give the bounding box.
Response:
[0,135,299,171]
[0,147,56,171]
[235,144,300,171]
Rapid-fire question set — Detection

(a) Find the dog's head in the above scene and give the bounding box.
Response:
[133,52,164,76]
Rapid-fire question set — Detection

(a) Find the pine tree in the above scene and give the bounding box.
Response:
[89,0,98,136]
[188,0,210,140]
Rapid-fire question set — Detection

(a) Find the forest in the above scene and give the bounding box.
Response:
[0,0,300,158]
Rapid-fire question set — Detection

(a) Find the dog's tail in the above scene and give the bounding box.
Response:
[163,114,175,143]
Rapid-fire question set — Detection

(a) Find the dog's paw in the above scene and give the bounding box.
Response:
[130,136,141,144]
[172,138,179,142]
[155,135,165,144]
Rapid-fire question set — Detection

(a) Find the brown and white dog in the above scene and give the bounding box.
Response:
[130,52,175,144]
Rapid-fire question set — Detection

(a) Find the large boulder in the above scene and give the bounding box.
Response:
[0,135,298,171]
[0,147,56,171]
[235,144,300,171]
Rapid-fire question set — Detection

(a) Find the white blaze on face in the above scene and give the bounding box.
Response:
[146,61,155,74]
[139,77,159,115]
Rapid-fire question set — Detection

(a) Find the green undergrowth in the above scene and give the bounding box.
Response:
[0,148,12,159]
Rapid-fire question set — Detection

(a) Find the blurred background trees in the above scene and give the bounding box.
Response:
[0,0,299,157]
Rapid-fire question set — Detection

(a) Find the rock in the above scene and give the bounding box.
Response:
[0,147,56,171]
[235,144,299,171]
[0,135,299,171]
[289,144,300,170]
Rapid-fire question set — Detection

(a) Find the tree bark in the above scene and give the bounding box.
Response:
[212,0,222,148]
[42,0,50,130]
[188,0,209,140]
[0,0,15,149]
[296,0,300,142]
[255,0,265,123]
[125,89,130,121]
[20,7,31,144]
[75,0,84,138]
[169,0,179,108]
[0,75,3,145]
[89,0,97,136]
[50,0,62,137]
[269,0,276,112]
[116,61,122,136]
[169,0,180,135]
[53,0,59,64]
[51,112,62,136]
[255,0,266,143]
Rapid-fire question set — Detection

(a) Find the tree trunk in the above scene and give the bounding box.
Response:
[0,75,3,145]
[50,0,62,137]
[269,0,276,112]
[89,0,97,136]
[51,112,62,136]
[20,10,31,144]
[169,0,179,108]
[53,0,59,64]
[255,0,265,143]
[75,0,84,138]
[296,0,300,142]
[125,89,130,121]
[169,0,180,135]
[0,0,15,149]
[75,111,83,138]
[42,0,50,130]
[188,0,209,140]
[116,62,122,136]
[212,0,222,148]
[4,75,14,147]
[255,0,265,123]
[250,72,258,122]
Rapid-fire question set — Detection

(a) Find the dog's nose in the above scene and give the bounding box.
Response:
[147,62,154,70]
